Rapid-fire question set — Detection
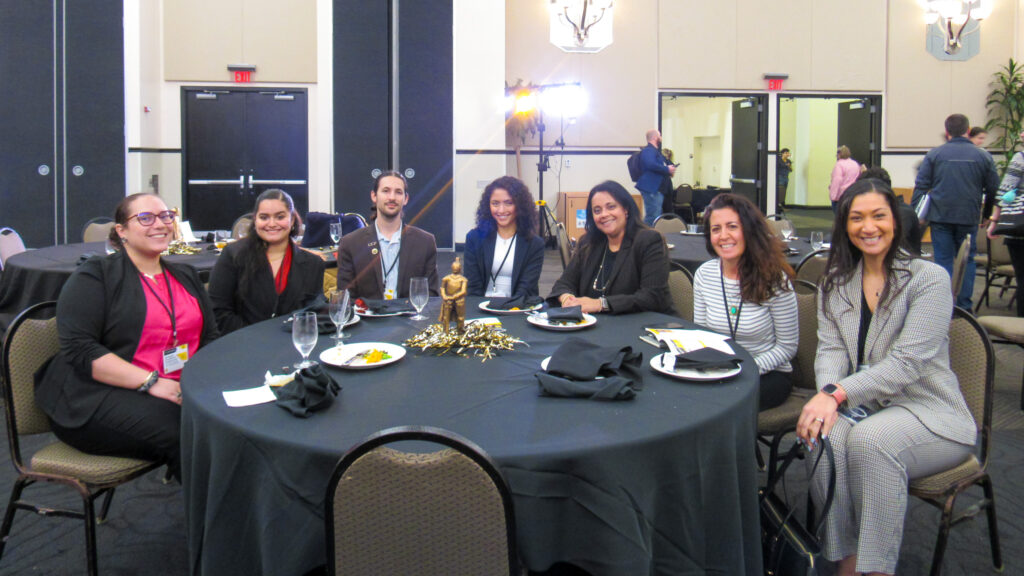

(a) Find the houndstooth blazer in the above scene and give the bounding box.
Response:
[815,257,976,445]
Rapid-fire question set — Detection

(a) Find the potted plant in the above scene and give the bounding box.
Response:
[985,58,1024,175]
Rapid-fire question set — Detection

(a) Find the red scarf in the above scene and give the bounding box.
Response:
[274,243,293,295]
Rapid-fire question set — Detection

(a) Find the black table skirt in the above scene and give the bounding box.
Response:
[0,242,221,331]
[181,298,763,575]
[668,234,813,275]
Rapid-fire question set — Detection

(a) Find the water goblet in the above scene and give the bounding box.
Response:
[329,289,352,344]
[291,311,318,369]
[409,276,429,321]
[810,231,824,251]
[780,218,795,242]
[329,222,343,248]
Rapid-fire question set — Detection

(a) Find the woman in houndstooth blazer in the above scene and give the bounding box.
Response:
[796,179,976,576]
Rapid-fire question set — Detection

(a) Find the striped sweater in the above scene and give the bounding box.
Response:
[692,258,798,375]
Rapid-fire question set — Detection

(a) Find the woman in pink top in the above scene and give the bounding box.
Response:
[35,193,219,480]
[829,145,861,213]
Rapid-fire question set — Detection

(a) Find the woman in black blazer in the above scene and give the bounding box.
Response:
[209,189,325,334]
[464,176,545,298]
[36,193,219,480]
[549,180,673,314]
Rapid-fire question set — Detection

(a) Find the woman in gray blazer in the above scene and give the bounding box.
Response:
[796,179,976,576]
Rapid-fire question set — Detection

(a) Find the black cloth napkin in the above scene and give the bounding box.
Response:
[672,347,742,371]
[488,294,543,310]
[545,305,584,323]
[536,337,643,401]
[281,313,337,334]
[360,298,415,314]
[272,364,341,418]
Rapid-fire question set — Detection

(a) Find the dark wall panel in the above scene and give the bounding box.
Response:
[0,1,56,247]
[333,0,391,216]
[398,0,454,248]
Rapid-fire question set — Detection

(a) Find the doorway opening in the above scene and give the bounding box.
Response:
[776,94,881,208]
[659,93,769,212]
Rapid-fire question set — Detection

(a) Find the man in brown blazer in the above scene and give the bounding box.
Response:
[337,170,439,300]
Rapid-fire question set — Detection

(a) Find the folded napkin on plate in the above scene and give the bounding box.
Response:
[673,347,742,371]
[281,313,338,334]
[488,294,543,310]
[360,298,415,314]
[545,305,583,322]
[536,337,643,401]
[272,364,341,417]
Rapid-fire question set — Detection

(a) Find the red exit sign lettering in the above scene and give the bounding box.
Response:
[234,70,251,83]
[767,78,784,91]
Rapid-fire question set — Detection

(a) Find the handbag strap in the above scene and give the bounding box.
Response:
[761,437,837,534]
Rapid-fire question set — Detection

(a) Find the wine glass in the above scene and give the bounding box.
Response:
[780,218,795,242]
[409,277,429,321]
[329,289,353,343]
[329,222,343,248]
[291,311,318,369]
[810,231,824,251]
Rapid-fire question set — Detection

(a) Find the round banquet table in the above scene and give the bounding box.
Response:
[181,298,763,576]
[0,242,220,331]
[668,233,813,274]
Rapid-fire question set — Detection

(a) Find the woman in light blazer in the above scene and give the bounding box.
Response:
[796,179,976,576]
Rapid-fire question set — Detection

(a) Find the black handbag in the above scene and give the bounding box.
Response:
[759,438,835,576]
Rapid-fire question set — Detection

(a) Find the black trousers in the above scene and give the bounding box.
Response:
[759,370,793,411]
[50,386,181,480]
[1005,237,1024,317]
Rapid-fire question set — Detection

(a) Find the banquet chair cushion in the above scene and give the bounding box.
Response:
[976,315,1024,343]
[31,442,156,485]
[756,389,814,434]
[327,426,517,576]
[908,454,981,497]
[654,214,686,234]
[667,264,693,322]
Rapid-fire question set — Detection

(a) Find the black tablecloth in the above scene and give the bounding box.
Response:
[668,234,813,274]
[181,298,763,576]
[0,242,221,331]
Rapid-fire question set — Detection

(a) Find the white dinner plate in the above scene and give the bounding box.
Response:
[666,243,675,249]
[526,312,597,331]
[282,314,360,328]
[649,352,742,381]
[478,300,544,315]
[679,231,703,236]
[320,342,406,369]
[354,306,411,318]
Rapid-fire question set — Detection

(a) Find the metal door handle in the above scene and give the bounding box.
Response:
[188,176,245,189]
[249,178,307,186]
[730,178,756,184]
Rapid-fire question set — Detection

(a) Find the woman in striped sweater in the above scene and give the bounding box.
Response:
[693,193,798,410]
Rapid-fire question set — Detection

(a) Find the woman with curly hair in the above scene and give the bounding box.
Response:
[463,176,545,298]
[693,193,798,410]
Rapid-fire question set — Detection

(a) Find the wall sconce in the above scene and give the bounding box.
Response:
[920,0,992,60]
[549,0,614,53]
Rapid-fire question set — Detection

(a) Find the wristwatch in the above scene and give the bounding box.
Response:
[138,371,159,394]
[821,383,847,406]
[600,296,610,312]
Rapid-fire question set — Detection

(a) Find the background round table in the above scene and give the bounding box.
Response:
[0,242,220,331]
[668,233,813,274]
[181,298,763,576]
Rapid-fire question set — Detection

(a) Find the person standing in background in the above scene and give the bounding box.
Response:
[635,129,676,226]
[969,126,989,148]
[828,145,860,214]
[776,148,793,214]
[912,114,999,309]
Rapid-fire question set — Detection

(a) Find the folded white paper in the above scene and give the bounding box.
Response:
[223,384,277,407]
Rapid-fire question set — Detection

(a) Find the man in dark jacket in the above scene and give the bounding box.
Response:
[912,113,999,308]
[635,129,675,226]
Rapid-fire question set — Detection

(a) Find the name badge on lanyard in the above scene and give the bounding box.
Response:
[163,344,189,373]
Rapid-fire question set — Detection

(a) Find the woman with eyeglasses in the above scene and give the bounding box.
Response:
[548,180,673,314]
[35,193,219,481]
[208,189,325,333]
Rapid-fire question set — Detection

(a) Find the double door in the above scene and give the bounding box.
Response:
[183,88,308,231]
[0,0,125,247]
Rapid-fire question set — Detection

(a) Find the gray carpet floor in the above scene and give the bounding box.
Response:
[0,214,1020,575]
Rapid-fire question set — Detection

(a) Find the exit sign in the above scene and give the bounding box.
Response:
[763,73,789,92]
[234,70,251,83]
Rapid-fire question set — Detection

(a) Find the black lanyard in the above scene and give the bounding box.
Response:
[141,271,178,345]
[719,267,743,340]
[489,234,516,289]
